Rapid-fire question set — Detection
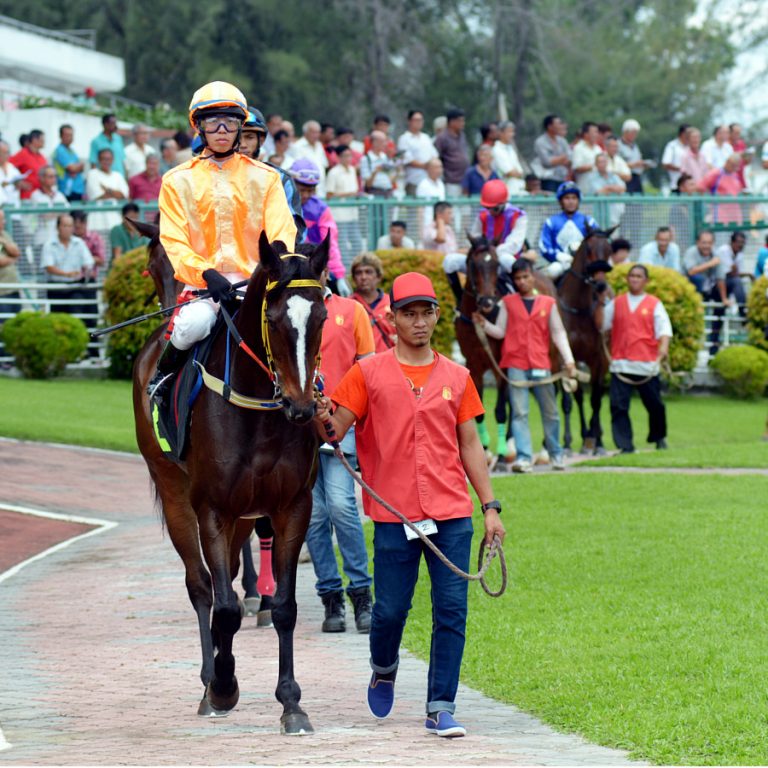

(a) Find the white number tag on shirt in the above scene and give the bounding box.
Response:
[404,519,438,540]
[530,368,548,378]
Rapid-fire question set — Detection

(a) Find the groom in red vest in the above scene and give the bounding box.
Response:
[602,264,673,453]
[315,272,505,738]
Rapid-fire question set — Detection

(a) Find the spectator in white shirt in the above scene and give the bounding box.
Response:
[326,144,362,270]
[415,157,446,232]
[572,121,602,187]
[376,220,415,250]
[638,226,681,272]
[701,125,734,170]
[714,230,747,307]
[661,124,690,190]
[123,124,156,179]
[30,165,68,248]
[397,110,438,196]
[605,135,632,182]
[360,131,395,198]
[491,121,525,196]
[85,148,128,231]
[291,120,328,197]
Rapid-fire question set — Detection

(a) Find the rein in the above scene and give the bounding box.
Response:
[321,418,507,597]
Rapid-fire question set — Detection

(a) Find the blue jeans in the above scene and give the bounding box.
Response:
[306,428,371,596]
[369,517,473,714]
[508,367,563,462]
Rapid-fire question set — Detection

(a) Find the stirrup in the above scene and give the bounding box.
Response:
[147,372,173,401]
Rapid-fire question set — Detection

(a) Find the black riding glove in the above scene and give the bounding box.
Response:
[595,281,609,295]
[202,269,234,303]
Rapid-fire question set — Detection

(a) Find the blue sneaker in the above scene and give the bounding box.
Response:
[425,711,466,737]
[367,671,396,719]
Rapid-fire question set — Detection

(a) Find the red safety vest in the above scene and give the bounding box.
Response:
[611,293,659,362]
[319,294,359,396]
[500,294,555,370]
[356,350,474,524]
[352,291,395,354]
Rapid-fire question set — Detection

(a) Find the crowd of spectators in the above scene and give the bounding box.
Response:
[1,105,768,331]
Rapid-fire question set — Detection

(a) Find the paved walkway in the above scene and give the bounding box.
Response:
[0,440,642,766]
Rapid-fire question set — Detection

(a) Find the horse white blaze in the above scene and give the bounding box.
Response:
[286,295,313,392]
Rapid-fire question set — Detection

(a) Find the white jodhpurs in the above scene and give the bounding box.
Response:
[442,252,469,275]
[170,273,244,350]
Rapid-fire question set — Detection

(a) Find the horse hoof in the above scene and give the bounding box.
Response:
[281,712,314,735]
[257,610,273,628]
[197,697,230,718]
[487,454,499,472]
[204,680,239,714]
[243,597,260,617]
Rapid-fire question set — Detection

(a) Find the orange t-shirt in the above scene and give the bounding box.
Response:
[332,352,484,425]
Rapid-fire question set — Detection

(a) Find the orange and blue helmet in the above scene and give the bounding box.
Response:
[188,81,247,130]
[243,107,268,136]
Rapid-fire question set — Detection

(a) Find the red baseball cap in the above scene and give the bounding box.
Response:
[390,272,439,309]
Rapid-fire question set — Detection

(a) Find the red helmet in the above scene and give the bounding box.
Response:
[480,179,508,208]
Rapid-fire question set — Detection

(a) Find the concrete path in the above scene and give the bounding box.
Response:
[0,440,642,766]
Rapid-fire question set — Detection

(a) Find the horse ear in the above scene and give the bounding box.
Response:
[258,230,281,274]
[126,217,159,241]
[310,231,330,276]
[466,231,478,249]
[584,222,593,237]
[606,225,619,238]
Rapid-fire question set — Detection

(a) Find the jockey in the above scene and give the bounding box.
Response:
[148,81,297,403]
[239,106,305,238]
[443,179,528,301]
[538,181,599,279]
[290,157,350,295]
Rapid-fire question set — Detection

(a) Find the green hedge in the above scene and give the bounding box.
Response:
[102,246,159,379]
[746,276,768,353]
[1,311,88,378]
[607,263,704,373]
[375,248,454,357]
[710,345,768,399]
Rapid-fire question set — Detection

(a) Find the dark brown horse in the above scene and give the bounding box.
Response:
[557,227,615,453]
[133,232,328,734]
[455,236,556,464]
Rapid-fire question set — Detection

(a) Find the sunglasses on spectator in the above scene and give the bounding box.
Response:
[200,115,243,133]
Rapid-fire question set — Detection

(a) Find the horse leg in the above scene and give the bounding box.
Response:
[574,387,592,453]
[148,462,217,706]
[197,507,241,716]
[589,377,607,455]
[270,492,314,735]
[561,389,573,455]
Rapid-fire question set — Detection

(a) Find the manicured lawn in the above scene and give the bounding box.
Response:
[0,377,137,452]
[482,389,768,468]
[398,473,768,765]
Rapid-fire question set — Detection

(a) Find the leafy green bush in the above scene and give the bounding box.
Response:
[1,311,88,378]
[746,276,768,353]
[103,246,159,379]
[710,345,768,398]
[607,263,704,374]
[375,249,455,357]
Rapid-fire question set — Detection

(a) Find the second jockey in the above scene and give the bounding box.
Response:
[443,179,528,302]
[148,81,296,403]
[538,181,599,279]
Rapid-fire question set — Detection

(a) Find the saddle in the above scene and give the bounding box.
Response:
[151,317,222,461]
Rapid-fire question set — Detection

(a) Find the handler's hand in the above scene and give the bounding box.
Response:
[314,395,333,424]
[483,510,505,547]
[564,362,576,378]
[471,311,486,326]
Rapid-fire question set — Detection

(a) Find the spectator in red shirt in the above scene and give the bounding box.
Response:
[128,154,162,222]
[10,129,47,199]
[71,210,106,278]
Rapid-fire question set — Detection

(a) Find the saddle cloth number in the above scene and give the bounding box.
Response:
[404,519,438,540]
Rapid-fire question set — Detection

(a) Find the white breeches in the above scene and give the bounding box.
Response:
[170,273,244,350]
[442,251,517,275]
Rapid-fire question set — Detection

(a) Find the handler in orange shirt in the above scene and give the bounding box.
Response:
[149,81,296,402]
[306,267,375,634]
[349,252,396,352]
[315,272,505,738]
[602,263,672,453]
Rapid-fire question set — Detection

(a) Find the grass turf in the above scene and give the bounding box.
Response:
[480,389,768,468]
[399,473,768,765]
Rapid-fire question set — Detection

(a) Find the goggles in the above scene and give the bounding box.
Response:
[483,204,505,215]
[200,115,243,133]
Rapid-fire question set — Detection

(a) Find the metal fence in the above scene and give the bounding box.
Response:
[1,195,766,371]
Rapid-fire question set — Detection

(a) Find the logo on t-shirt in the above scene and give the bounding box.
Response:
[442,386,452,400]
[335,314,345,325]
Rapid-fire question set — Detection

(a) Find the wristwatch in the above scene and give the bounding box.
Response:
[481,500,502,515]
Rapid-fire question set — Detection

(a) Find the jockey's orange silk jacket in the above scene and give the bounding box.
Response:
[159,153,297,288]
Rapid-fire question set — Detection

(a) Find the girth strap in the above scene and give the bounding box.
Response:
[194,361,284,411]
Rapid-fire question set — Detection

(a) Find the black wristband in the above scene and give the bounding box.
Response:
[481,500,502,515]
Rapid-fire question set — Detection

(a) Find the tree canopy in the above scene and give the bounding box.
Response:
[1,0,737,157]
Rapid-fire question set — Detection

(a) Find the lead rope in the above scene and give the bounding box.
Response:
[319,415,507,597]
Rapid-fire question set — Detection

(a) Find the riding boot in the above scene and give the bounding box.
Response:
[147,342,189,406]
[447,272,463,306]
[347,587,372,634]
[320,590,346,633]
